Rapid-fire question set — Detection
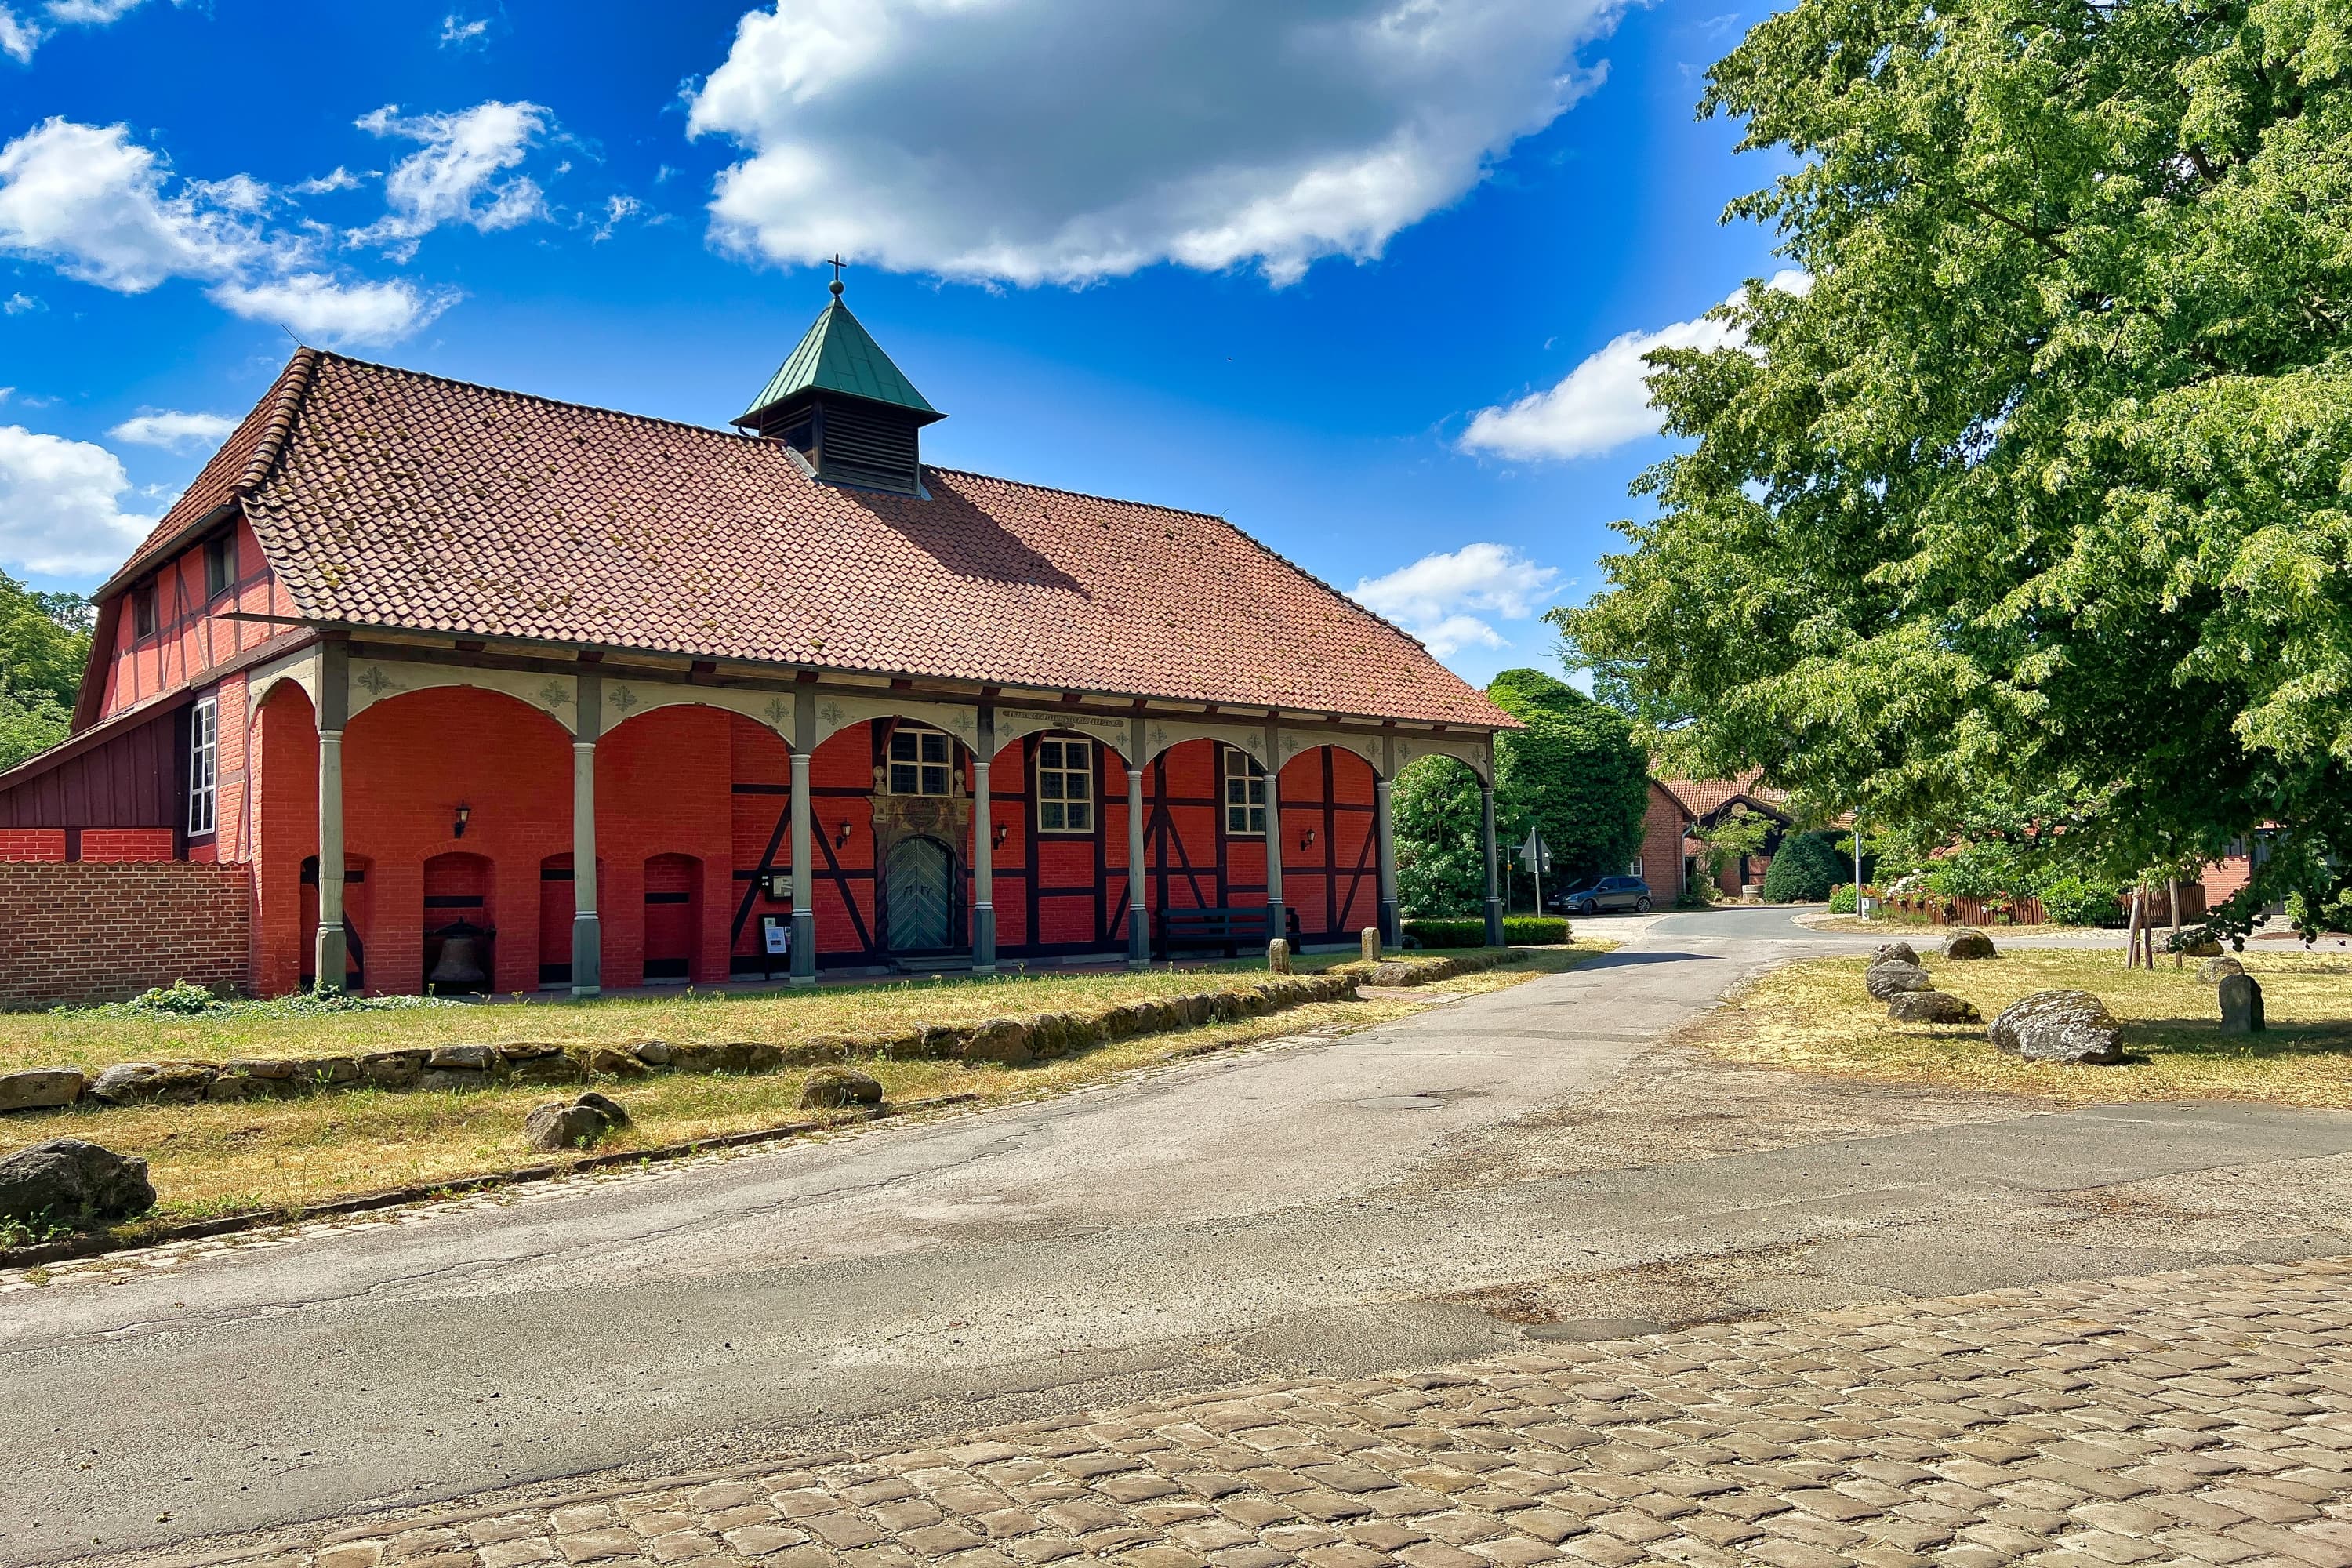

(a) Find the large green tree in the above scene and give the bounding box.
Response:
[1556,0,2352,937]
[0,572,92,771]
[1394,666,1650,916]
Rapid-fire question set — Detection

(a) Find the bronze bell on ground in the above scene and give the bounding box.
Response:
[427,920,489,990]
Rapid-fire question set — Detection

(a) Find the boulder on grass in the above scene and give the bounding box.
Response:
[1990,989,2125,1065]
[0,1068,85,1114]
[0,1138,154,1228]
[2183,935,2224,959]
[2197,956,2245,985]
[524,1096,622,1152]
[575,1091,631,1129]
[1942,929,1998,961]
[89,1062,216,1105]
[1889,990,1983,1025]
[2220,973,2266,1035]
[799,1065,884,1110]
[1864,960,1936,1000]
[1876,941,1921,966]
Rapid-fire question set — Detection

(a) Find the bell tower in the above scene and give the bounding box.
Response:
[734,264,943,496]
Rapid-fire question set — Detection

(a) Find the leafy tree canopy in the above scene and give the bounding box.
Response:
[0,572,92,771]
[1555,0,2352,936]
[1394,666,1650,916]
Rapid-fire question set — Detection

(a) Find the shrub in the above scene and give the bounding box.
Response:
[1403,915,1572,947]
[2034,874,2128,927]
[1762,831,1849,902]
[1828,884,1857,914]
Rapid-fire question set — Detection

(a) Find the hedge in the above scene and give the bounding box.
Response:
[1402,916,1571,947]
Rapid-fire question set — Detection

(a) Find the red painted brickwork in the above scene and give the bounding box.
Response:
[0,861,251,1006]
[81,828,176,861]
[0,829,67,862]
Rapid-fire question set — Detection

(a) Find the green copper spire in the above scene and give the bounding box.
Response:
[737,280,942,427]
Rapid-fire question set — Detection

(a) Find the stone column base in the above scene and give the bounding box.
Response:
[570,912,602,997]
[789,909,817,986]
[1127,906,1149,969]
[313,924,348,995]
[973,905,997,974]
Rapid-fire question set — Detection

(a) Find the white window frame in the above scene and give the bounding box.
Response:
[887,724,954,797]
[1222,746,1266,837]
[188,695,218,836]
[1034,737,1094,834]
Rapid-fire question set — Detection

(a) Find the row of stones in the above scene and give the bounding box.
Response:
[0,953,1515,1118]
[290,1258,2352,1568]
[1867,935,2264,1062]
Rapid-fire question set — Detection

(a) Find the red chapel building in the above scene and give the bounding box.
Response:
[0,289,1515,1000]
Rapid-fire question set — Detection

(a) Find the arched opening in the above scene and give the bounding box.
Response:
[881,834,958,953]
[1276,744,1381,942]
[422,851,495,993]
[1388,751,1493,925]
[299,852,372,989]
[641,852,702,982]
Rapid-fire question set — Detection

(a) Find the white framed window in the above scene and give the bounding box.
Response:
[1036,738,1093,833]
[887,724,953,797]
[188,696,218,835]
[1222,746,1266,837]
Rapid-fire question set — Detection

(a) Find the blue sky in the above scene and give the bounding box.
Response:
[0,0,1784,688]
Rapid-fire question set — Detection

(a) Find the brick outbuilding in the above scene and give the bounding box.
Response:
[0,290,1515,998]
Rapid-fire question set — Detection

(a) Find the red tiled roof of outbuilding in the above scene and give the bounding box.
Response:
[113,351,1512,728]
[1654,771,1791,821]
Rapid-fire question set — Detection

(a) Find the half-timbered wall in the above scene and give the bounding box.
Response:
[99,516,299,720]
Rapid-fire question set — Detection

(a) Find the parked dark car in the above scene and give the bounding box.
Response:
[1554,875,1652,915]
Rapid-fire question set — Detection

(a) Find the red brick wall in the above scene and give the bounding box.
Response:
[0,861,251,1006]
[82,828,176,861]
[0,829,67,862]
[1638,784,1688,895]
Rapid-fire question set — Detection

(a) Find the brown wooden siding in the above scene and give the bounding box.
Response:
[0,701,184,831]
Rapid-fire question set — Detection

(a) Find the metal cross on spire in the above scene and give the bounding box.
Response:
[826,253,848,298]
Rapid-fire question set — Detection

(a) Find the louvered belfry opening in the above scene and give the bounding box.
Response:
[736,282,944,498]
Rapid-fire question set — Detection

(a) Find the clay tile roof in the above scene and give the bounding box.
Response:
[1656,771,1789,819]
[102,350,320,593]
[183,351,1508,728]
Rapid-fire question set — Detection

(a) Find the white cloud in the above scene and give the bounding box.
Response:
[1460,269,1812,461]
[589,193,642,242]
[0,6,35,61]
[0,117,450,345]
[292,166,361,196]
[686,0,1623,288]
[107,408,236,450]
[352,100,549,257]
[2,290,37,313]
[209,272,454,346]
[0,118,254,291]
[439,12,489,47]
[1351,542,1561,658]
[45,0,147,21]
[2,0,176,63]
[0,423,156,575]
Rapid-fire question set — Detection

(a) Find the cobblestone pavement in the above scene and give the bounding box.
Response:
[174,1256,2352,1568]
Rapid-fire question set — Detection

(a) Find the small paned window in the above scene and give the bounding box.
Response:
[133,583,158,639]
[888,724,953,797]
[204,534,235,599]
[1036,739,1093,833]
[1223,747,1266,837]
[188,696,218,836]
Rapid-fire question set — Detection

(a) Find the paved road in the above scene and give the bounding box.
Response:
[6,909,2348,1563]
[171,1255,2352,1568]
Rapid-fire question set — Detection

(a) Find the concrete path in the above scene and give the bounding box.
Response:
[7,909,2350,1565]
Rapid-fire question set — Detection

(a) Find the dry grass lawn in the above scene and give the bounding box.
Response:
[0,944,1609,1240]
[1,949,1413,1076]
[1697,947,2352,1105]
